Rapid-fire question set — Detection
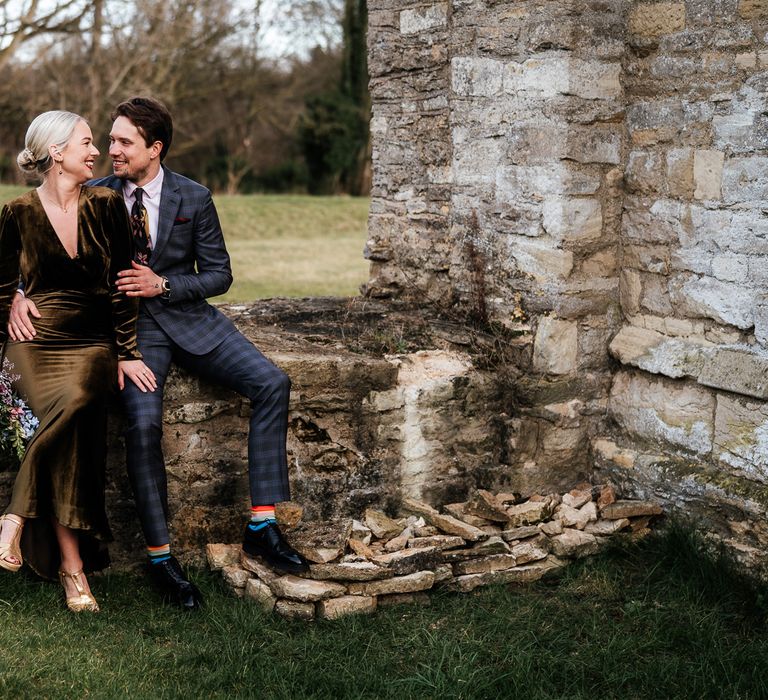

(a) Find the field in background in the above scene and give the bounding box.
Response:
[0,186,371,300]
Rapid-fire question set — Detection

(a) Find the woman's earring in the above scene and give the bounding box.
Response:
[58,161,62,175]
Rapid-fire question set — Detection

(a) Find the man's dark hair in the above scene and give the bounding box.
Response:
[111,96,173,161]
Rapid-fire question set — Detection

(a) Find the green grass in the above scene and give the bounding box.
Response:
[0,185,371,301]
[0,525,766,699]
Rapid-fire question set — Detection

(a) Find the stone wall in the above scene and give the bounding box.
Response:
[365,1,768,568]
[365,0,628,493]
[608,0,768,567]
[0,299,518,567]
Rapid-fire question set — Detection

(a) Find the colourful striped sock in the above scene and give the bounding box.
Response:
[147,543,171,565]
[248,505,276,531]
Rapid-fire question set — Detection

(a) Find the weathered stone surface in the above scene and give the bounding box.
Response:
[550,529,599,558]
[584,518,631,535]
[364,509,403,541]
[289,520,352,564]
[413,526,440,538]
[350,520,372,544]
[275,600,315,621]
[714,395,768,481]
[275,502,304,529]
[466,490,510,522]
[539,520,564,536]
[533,318,578,375]
[348,538,376,559]
[448,558,565,593]
[269,575,347,602]
[317,595,377,620]
[432,564,453,585]
[349,570,435,596]
[694,150,724,201]
[629,3,686,37]
[610,372,714,455]
[601,500,663,519]
[609,326,710,380]
[222,565,250,589]
[310,562,393,582]
[245,578,277,612]
[373,546,442,575]
[401,498,487,541]
[597,485,617,508]
[384,528,412,552]
[206,543,241,571]
[510,542,549,565]
[562,489,592,509]
[443,503,491,528]
[556,504,590,530]
[580,502,599,523]
[507,501,550,527]
[453,554,517,576]
[241,553,280,584]
[408,535,466,550]
[501,526,540,542]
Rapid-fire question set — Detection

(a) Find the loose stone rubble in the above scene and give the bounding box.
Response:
[208,484,662,620]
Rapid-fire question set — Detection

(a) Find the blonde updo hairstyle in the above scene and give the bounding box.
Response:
[16,110,84,179]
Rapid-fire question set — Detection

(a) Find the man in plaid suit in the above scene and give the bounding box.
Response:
[9,97,308,610]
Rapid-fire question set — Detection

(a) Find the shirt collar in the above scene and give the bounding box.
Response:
[124,167,164,200]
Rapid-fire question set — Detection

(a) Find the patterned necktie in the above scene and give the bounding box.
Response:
[131,187,152,264]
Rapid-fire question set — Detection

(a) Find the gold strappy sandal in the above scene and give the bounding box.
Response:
[0,514,24,573]
[58,570,100,613]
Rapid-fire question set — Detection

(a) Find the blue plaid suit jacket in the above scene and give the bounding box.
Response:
[90,167,237,354]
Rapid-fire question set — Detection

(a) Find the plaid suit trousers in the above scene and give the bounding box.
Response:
[121,313,291,547]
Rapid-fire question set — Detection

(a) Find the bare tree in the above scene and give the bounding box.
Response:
[0,0,93,71]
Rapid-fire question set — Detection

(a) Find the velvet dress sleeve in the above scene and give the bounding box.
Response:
[104,191,142,361]
[0,204,22,344]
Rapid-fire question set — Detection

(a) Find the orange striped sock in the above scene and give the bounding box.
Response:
[249,505,275,531]
[147,543,171,564]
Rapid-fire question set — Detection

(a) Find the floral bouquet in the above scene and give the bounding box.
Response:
[0,358,38,465]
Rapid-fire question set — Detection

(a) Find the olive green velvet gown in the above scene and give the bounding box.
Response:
[0,186,140,579]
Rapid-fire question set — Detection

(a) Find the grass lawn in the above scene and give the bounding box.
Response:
[0,185,371,301]
[0,526,766,698]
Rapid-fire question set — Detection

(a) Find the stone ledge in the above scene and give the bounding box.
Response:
[1,298,532,569]
[209,485,663,619]
[592,437,768,572]
[609,325,768,400]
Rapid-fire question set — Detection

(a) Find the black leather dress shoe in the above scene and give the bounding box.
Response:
[149,556,203,611]
[242,522,310,574]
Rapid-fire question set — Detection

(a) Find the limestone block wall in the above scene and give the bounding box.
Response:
[365,1,768,565]
[366,1,627,492]
[604,0,768,564]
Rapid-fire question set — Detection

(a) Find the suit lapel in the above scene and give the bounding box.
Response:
[152,166,181,263]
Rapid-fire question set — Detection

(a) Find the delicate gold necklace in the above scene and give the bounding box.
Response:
[38,186,80,213]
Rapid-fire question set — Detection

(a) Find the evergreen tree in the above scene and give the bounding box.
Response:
[299,0,370,195]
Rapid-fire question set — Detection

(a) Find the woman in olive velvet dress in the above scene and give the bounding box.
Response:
[0,111,156,612]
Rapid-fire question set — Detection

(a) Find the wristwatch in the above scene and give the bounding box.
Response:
[161,276,171,300]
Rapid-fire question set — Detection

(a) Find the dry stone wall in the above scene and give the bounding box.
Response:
[208,485,663,620]
[0,300,519,567]
[366,1,768,568]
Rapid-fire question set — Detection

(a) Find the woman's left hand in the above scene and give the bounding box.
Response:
[118,360,157,392]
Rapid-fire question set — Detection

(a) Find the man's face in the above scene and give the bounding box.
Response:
[108,115,161,185]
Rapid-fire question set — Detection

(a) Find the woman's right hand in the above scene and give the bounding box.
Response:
[8,293,40,341]
[118,360,157,392]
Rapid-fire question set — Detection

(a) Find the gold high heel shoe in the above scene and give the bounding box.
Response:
[58,570,100,613]
[0,514,24,573]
